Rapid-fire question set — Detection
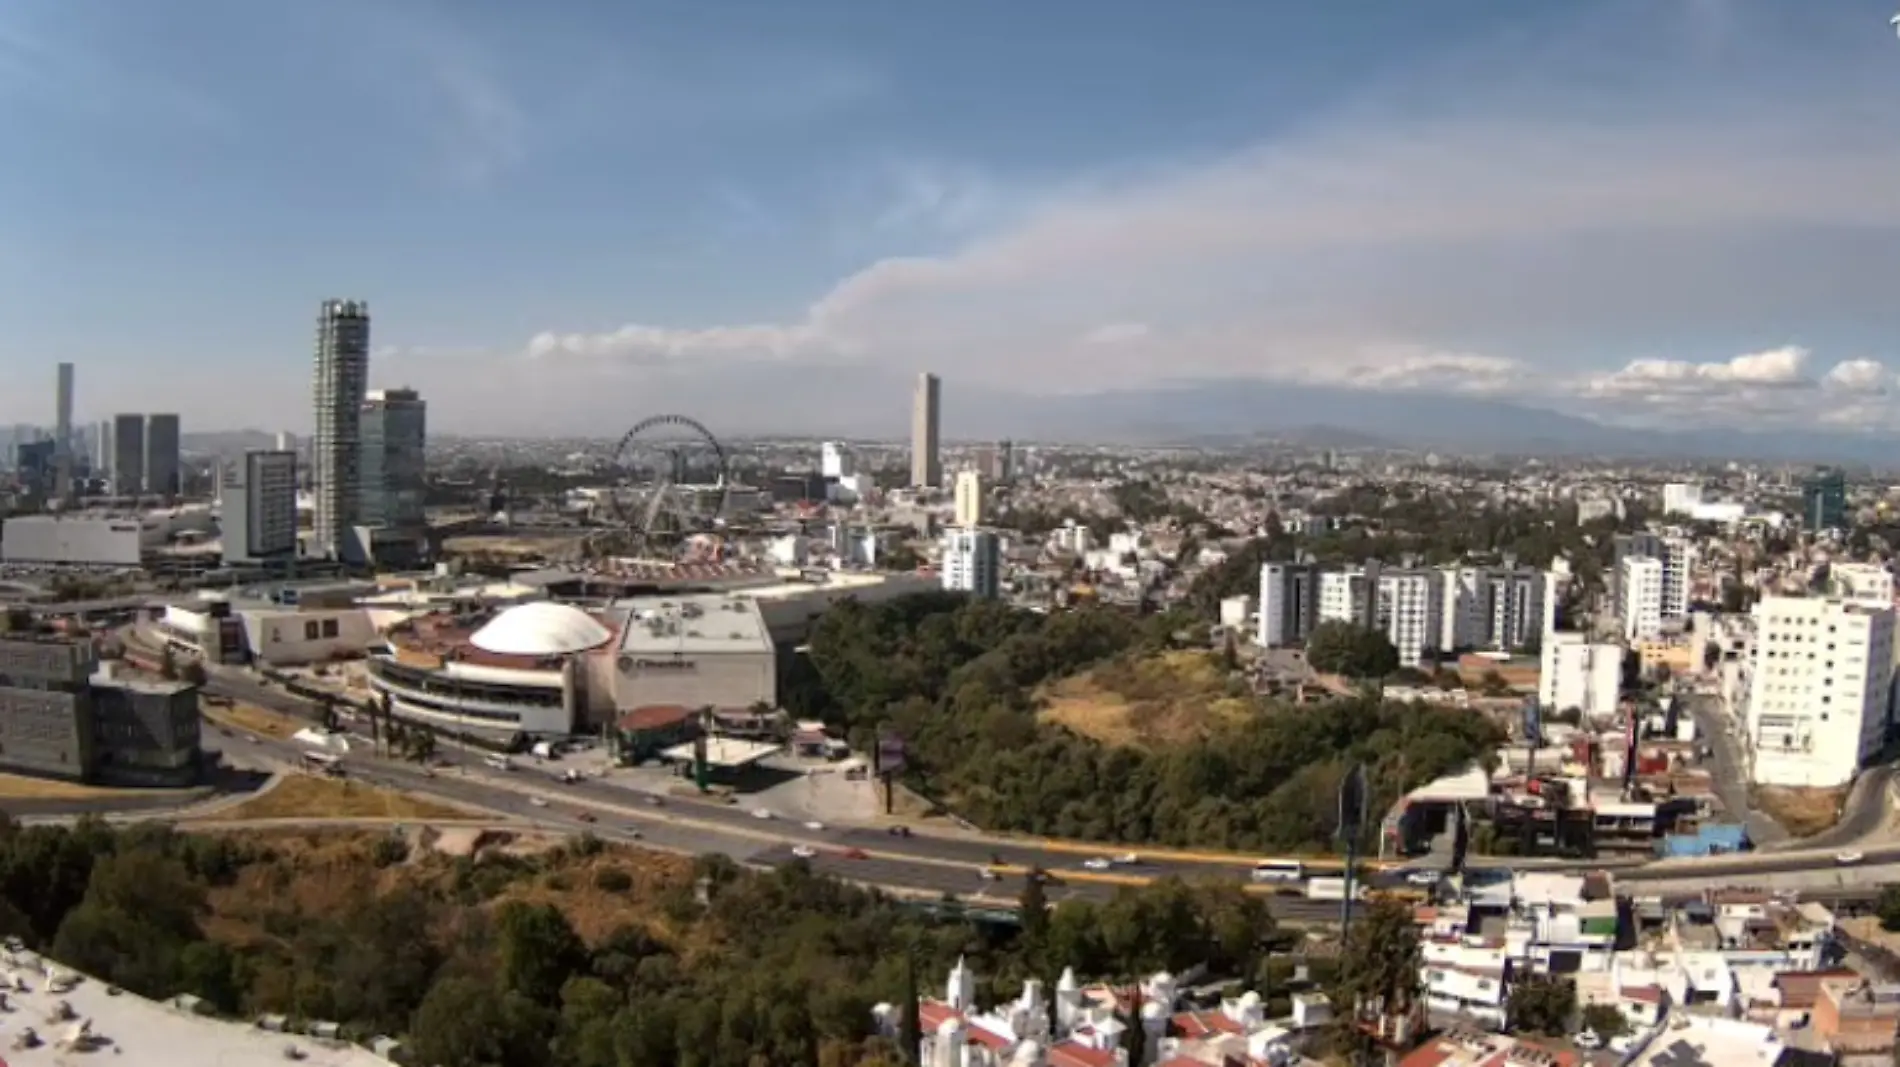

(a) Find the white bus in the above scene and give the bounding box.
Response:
[1249,859,1304,885]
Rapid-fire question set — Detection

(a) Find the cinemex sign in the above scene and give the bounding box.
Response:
[619,655,697,672]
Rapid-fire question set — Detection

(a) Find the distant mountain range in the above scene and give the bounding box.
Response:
[185,370,1895,466]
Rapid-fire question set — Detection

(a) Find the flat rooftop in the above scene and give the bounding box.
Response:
[616,594,773,656]
[660,737,781,769]
[0,949,395,1067]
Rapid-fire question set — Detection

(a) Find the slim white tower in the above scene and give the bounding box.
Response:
[53,363,73,501]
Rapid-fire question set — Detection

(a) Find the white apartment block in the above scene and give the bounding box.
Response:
[1662,482,1703,517]
[1620,556,1664,642]
[1318,568,1371,627]
[940,528,1001,599]
[1828,562,1894,607]
[1540,632,1623,718]
[1375,570,1442,668]
[1617,532,1692,625]
[1746,595,1896,788]
[1439,567,1485,650]
[1258,562,1319,648]
[952,470,984,528]
[820,441,853,480]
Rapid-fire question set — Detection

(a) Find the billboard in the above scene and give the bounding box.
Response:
[1521,697,1543,749]
[875,732,908,777]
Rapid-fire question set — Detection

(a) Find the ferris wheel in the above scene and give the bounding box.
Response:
[603,414,731,554]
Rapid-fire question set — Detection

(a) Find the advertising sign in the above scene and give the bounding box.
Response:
[875,732,908,777]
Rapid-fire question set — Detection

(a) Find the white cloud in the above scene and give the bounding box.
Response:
[459,2,1900,431]
[1587,346,1813,395]
[1822,359,1888,392]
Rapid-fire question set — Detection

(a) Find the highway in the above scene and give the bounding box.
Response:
[190,667,1890,911]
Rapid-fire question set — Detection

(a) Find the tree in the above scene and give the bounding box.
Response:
[1329,895,1421,1058]
[317,694,340,733]
[496,901,588,1007]
[1877,885,1900,932]
[1580,1003,1631,1041]
[1305,622,1399,679]
[898,951,921,1066]
[1019,872,1050,959]
[1508,972,1577,1036]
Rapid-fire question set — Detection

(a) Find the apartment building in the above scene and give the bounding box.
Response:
[1746,595,1895,788]
[1258,561,1320,648]
[1540,632,1623,718]
[1620,556,1665,642]
[1375,569,1443,668]
[940,528,1001,599]
[1616,533,1692,626]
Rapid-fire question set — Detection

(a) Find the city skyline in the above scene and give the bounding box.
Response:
[5,2,1900,439]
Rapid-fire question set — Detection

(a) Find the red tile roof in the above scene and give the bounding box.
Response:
[1170,1010,1245,1038]
[1048,1044,1119,1067]
[616,705,696,732]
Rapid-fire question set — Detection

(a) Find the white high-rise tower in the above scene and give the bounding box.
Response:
[53,363,73,501]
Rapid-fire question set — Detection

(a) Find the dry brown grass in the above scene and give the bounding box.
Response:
[198,828,697,949]
[205,702,303,739]
[0,773,183,800]
[212,774,478,822]
[1038,649,1256,748]
[1755,785,1849,837]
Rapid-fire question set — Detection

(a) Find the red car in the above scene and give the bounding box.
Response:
[576,812,597,824]
[838,847,869,860]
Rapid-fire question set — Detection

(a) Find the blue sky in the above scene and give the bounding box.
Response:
[5,0,1900,436]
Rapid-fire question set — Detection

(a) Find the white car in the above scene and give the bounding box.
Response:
[1836,850,1865,866]
[1406,870,1441,887]
[803,820,825,831]
[751,808,774,820]
[978,867,1001,881]
[1113,853,1140,866]
[529,796,548,807]
[790,845,817,859]
[1082,858,1112,871]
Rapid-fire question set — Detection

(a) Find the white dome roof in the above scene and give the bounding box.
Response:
[469,602,612,657]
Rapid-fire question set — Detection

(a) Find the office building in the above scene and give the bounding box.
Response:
[1257,562,1319,648]
[93,418,113,474]
[361,387,426,531]
[0,632,202,786]
[53,362,73,501]
[1620,556,1664,641]
[910,372,941,489]
[221,450,299,564]
[143,413,181,497]
[312,299,371,560]
[111,412,145,496]
[13,440,53,496]
[1802,468,1848,532]
[940,527,1000,599]
[1746,595,1895,788]
[820,441,853,480]
[953,470,984,527]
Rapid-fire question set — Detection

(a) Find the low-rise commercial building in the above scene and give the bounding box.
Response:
[0,633,202,786]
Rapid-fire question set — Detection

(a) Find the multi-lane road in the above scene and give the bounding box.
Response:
[190,668,1892,915]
